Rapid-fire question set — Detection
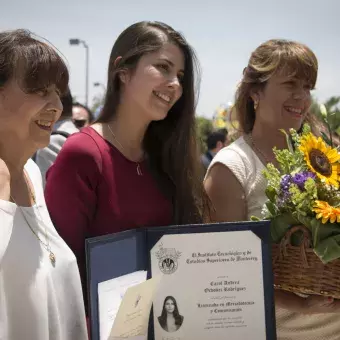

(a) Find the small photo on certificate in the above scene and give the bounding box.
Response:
[157,296,184,333]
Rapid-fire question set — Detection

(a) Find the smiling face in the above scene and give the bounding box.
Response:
[120,43,185,122]
[254,72,313,131]
[0,79,63,150]
[165,298,175,314]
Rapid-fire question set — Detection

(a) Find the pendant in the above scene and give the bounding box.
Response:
[137,163,143,176]
[49,252,56,267]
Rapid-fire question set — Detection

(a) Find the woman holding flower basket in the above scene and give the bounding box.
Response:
[205,39,340,339]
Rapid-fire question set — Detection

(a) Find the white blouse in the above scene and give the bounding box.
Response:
[0,159,88,340]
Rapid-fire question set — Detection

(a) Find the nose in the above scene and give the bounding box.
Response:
[46,91,63,116]
[168,75,181,89]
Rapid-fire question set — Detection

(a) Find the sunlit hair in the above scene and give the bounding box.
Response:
[0,29,69,95]
[235,39,318,134]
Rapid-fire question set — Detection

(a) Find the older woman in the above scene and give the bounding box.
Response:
[0,29,87,340]
[204,39,340,339]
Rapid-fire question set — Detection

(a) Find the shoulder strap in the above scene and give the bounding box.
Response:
[51,130,70,139]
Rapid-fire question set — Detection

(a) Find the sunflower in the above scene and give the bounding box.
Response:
[299,133,340,188]
[313,200,340,224]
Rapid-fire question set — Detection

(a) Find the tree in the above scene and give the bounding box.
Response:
[196,116,213,154]
[310,96,340,134]
[91,94,104,113]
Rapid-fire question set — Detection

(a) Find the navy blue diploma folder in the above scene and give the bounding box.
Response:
[85,221,276,340]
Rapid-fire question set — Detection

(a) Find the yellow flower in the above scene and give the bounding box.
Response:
[299,133,340,188]
[313,200,340,224]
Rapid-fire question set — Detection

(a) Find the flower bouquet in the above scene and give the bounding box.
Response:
[261,123,340,298]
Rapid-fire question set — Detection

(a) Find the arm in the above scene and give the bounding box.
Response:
[204,163,247,222]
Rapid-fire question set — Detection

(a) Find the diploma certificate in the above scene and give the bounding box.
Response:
[150,231,266,340]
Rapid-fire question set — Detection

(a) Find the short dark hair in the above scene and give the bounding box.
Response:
[207,129,227,150]
[0,29,68,95]
[59,87,73,119]
[73,102,94,123]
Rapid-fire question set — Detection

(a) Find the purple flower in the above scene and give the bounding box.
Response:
[292,171,316,190]
[278,175,293,208]
[280,175,292,195]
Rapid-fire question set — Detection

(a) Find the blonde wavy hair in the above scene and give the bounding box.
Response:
[235,39,318,134]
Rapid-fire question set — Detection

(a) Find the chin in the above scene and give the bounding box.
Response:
[34,135,51,150]
[289,120,304,131]
[151,110,169,122]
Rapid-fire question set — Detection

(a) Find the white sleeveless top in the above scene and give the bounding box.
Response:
[206,136,267,219]
[206,136,340,340]
[0,159,88,340]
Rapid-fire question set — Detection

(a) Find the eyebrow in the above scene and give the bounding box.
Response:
[158,58,184,73]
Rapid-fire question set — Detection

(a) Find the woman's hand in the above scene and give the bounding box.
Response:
[0,158,10,201]
[275,290,340,314]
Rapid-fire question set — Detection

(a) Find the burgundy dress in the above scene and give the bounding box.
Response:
[45,126,172,310]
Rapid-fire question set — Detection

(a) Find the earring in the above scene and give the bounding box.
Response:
[254,99,259,111]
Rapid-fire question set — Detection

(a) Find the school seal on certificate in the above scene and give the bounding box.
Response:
[155,243,182,275]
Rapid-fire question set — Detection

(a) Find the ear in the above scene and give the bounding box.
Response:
[114,56,122,68]
[250,89,259,103]
[113,56,127,83]
[118,69,128,84]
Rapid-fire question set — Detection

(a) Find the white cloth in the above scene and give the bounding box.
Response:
[206,136,340,340]
[206,136,267,219]
[35,119,79,187]
[0,159,88,340]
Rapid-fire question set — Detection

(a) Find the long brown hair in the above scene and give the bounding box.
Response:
[0,29,68,95]
[235,39,318,134]
[96,21,211,224]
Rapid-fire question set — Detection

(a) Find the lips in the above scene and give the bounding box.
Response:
[284,106,304,119]
[35,119,53,131]
[153,91,172,104]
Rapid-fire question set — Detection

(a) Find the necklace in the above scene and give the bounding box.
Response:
[247,134,272,164]
[107,124,143,176]
[10,171,56,266]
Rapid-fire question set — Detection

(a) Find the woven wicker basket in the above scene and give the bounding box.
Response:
[272,225,340,299]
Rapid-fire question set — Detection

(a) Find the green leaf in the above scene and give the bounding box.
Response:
[279,129,294,153]
[250,215,261,221]
[265,186,277,202]
[314,235,340,264]
[321,132,332,146]
[266,201,277,216]
[270,213,297,243]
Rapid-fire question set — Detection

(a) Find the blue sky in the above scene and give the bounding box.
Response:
[1,0,339,117]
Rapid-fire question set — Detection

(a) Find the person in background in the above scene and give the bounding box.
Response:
[204,38,340,339]
[35,88,78,185]
[72,102,93,129]
[44,21,211,322]
[0,29,87,340]
[201,128,228,170]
